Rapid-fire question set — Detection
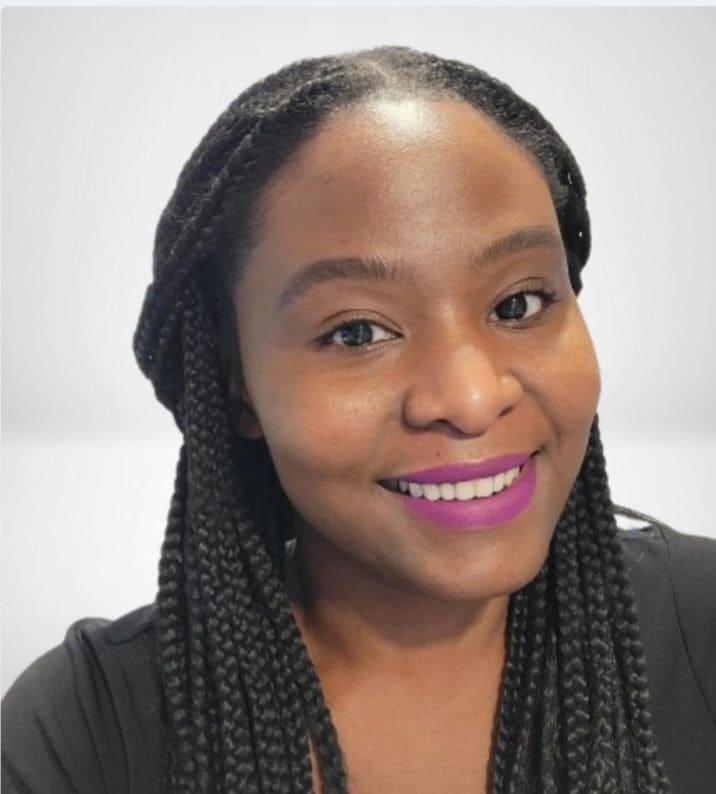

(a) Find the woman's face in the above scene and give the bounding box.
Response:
[232,97,600,603]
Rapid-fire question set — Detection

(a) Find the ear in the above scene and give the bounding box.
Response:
[228,368,264,440]
[217,288,264,440]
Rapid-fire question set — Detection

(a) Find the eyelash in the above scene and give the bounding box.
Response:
[317,288,560,352]
[492,288,559,324]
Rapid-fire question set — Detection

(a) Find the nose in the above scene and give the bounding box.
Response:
[401,333,523,436]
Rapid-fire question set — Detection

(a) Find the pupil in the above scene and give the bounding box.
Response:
[340,322,372,346]
[498,294,527,320]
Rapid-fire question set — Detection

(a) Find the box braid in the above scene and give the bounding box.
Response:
[133,46,671,793]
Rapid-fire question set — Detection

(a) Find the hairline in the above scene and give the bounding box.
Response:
[236,89,563,291]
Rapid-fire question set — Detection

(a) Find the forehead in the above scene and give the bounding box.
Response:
[243,97,559,289]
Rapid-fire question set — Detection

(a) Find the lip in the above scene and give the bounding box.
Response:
[381,454,538,532]
[383,452,534,485]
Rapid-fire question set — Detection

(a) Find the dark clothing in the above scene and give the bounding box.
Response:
[3,519,716,793]
[2,604,164,794]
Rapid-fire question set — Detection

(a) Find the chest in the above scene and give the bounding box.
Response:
[307,678,498,793]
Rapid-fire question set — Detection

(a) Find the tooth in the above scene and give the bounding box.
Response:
[408,482,424,498]
[474,477,494,498]
[399,463,526,500]
[455,481,476,500]
[438,483,456,500]
[422,484,441,501]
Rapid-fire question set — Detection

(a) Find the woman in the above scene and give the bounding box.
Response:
[3,45,715,794]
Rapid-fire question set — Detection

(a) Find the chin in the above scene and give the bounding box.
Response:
[404,542,549,604]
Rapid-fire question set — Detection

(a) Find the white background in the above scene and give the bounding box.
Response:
[3,6,715,694]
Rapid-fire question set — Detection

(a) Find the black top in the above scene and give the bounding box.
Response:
[3,518,716,794]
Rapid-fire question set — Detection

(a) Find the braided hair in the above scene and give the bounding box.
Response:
[133,45,671,793]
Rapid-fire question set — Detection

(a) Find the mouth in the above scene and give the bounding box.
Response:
[378,453,535,502]
[378,453,539,532]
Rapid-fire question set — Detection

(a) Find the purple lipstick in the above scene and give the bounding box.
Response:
[380,452,537,532]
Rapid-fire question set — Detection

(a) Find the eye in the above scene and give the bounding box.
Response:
[492,289,557,323]
[319,319,396,349]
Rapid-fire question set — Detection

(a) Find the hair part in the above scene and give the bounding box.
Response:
[134,45,670,793]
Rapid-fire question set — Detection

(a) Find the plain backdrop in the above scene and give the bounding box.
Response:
[2,6,715,695]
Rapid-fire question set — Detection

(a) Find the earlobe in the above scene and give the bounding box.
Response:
[237,390,264,440]
[228,371,264,440]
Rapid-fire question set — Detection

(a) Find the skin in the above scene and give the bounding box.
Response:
[230,96,601,791]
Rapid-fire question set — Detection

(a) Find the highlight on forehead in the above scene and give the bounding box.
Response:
[275,225,564,312]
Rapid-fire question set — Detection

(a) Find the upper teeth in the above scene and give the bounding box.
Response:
[388,466,522,501]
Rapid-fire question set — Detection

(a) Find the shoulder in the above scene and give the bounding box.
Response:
[615,507,716,790]
[2,604,164,794]
[616,506,716,629]
[616,507,716,689]
[616,504,716,569]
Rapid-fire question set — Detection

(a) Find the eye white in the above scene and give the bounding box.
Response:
[521,293,543,318]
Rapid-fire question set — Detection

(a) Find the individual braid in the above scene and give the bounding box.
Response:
[575,476,622,791]
[135,45,672,793]
[551,490,591,792]
[581,422,671,792]
[156,443,194,789]
[490,585,530,790]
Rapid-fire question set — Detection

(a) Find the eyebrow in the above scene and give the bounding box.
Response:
[276,225,563,311]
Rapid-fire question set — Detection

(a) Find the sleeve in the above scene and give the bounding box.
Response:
[3,607,166,794]
[2,619,118,794]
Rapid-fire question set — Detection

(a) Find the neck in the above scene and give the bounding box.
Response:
[285,529,509,686]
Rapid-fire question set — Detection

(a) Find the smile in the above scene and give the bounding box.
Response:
[379,455,537,532]
[382,464,523,501]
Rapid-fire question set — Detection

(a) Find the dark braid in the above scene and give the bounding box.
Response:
[134,46,670,792]
[581,423,671,791]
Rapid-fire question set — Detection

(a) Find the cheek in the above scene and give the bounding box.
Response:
[250,366,389,490]
[520,304,601,456]
[560,313,601,428]
[253,378,394,545]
